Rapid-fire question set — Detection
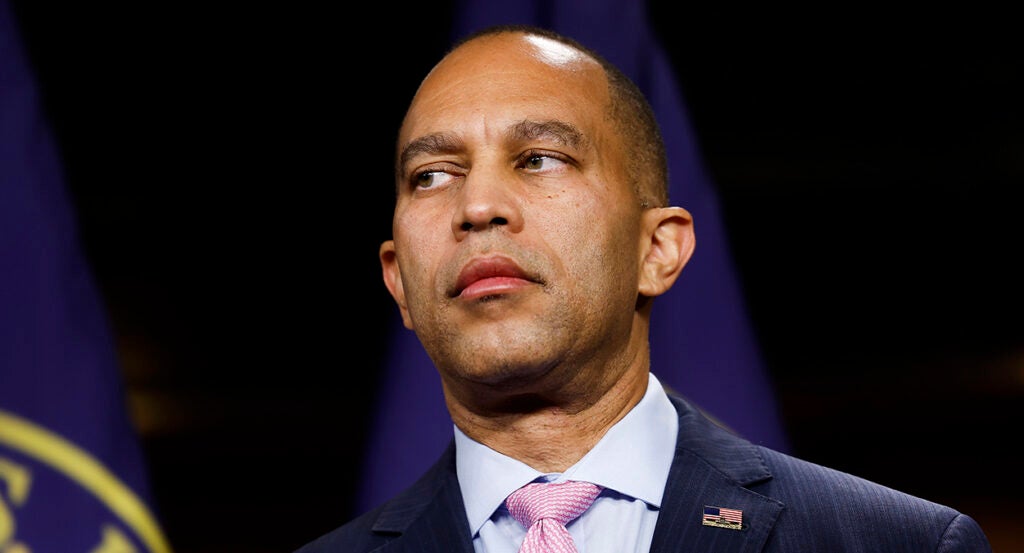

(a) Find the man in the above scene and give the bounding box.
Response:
[297,25,992,552]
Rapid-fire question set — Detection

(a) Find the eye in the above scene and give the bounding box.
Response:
[414,170,456,190]
[521,152,570,173]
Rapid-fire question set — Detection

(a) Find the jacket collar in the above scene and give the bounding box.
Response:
[370,441,475,552]
[649,395,784,552]
[366,393,784,553]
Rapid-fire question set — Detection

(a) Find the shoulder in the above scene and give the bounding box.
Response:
[294,505,387,553]
[292,441,464,553]
[755,445,961,521]
[754,447,991,551]
[666,394,992,551]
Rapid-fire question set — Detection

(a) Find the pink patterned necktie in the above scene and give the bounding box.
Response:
[505,480,603,553]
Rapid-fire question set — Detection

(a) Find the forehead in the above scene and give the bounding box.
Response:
[399,33,610,145]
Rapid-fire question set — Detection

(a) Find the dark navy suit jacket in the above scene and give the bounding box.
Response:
[297,394,992,552]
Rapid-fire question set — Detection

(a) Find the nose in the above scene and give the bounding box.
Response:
[451,168,524,239]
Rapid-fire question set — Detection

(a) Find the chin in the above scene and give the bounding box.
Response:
[458,359,555,389]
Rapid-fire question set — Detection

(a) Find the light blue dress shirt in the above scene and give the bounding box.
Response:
[455,372,679,553]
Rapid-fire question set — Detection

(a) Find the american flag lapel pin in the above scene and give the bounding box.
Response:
[702,505,744,530]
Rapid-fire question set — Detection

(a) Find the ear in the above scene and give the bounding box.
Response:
[637,207,695,298]
[380,240,415,329]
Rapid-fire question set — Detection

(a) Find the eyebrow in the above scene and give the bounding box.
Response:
[506,119,587,150]
[399,132,464,171]
[399,120,588,170]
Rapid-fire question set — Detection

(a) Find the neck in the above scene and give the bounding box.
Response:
[444,363,650,473]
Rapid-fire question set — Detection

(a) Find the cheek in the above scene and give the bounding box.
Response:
[393,214,446,291]
[540,194,638,285]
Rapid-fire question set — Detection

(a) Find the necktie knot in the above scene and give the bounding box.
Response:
[505,480,603,529]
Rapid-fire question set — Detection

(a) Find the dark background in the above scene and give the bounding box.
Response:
[11,3,1022,552]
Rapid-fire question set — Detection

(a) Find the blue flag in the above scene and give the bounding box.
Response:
[358,0,790,514]
[0,2,173,551]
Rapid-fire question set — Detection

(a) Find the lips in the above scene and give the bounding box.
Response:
[452,256,536,299]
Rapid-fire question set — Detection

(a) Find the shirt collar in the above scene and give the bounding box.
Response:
[455,372,678,536]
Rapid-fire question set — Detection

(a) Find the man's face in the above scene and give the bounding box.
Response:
[381,33,647,391]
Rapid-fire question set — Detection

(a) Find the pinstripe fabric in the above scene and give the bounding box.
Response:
[505,481,603,552]
[296,394,992,552]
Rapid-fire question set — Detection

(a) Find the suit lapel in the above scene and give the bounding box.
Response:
[370,442,475,553]
[649,396,784,553]
[365,396,785,552]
